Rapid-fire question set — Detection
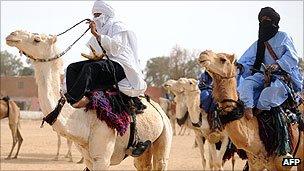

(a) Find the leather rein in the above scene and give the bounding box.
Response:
[20,19,91,62]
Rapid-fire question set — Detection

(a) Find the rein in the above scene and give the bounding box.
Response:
[21,18,91,62]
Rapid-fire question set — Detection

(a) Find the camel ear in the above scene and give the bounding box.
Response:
[48,35,57,44]
[227,54,236,64]
[33,35,41,42]
[189,79,197,85]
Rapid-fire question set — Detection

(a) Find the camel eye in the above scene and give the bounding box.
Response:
[220,58,226,63]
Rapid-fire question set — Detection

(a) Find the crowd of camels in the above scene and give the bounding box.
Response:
[1,30,304,170]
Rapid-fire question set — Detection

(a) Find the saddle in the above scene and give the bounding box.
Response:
[256,96,303,157]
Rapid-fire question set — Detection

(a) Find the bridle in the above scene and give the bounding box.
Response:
[20,19,91,62]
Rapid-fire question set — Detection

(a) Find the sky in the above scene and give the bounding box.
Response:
[1,1,303,70]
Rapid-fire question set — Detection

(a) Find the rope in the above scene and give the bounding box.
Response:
[56,19,91,36]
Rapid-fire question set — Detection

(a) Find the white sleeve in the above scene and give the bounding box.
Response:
[99,32,130,57]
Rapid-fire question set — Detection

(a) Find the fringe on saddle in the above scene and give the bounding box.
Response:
[85,89,146,136]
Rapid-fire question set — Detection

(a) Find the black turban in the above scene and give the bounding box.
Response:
[252,7,280,73]
[258,7,280,26]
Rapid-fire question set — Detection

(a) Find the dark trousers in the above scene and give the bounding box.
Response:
[64,59,126,105]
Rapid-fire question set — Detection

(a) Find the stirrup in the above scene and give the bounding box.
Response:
[125,140,151,157]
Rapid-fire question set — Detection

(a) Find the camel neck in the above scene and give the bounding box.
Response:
[34,59,62,115]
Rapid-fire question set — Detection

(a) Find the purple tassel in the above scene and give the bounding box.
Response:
[85,91,130,136]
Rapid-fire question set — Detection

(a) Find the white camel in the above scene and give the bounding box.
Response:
[159,97,191,136]
[176,77,232,171]
[163,79,208,170]
[6,30,172,170]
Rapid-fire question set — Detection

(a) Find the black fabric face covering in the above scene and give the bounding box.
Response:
[252,20,279,73]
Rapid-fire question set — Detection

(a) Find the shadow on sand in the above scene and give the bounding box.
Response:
[0,152,75,164]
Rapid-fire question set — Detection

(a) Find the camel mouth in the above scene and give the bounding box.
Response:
[6,37,21,46]
[198,59,211,67]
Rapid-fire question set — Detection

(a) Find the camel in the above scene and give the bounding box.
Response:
[6,30,172,170]
[159,97,177,136]
[198,50,304,170]
[159,97,191,136]
[171,77,234,171]
[0,96,23,159]
[163,79,212,170]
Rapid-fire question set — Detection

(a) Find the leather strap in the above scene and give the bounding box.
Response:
[264,42,279,61]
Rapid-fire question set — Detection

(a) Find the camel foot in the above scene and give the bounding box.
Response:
[12,156,17,159]
[68,158,73,162]
[5,156,12,160]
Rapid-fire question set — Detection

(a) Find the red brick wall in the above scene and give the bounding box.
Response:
[144,86,165,103]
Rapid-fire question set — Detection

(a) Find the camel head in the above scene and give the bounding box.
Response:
[197,50,238,112]
[6,30,57,60]
[162,79,184,96]
[177,78,199,92]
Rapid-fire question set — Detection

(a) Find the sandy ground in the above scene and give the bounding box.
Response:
[1,119,248,170]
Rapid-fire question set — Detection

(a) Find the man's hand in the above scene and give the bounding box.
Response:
[87,20,100,38]
[268,64,280,72]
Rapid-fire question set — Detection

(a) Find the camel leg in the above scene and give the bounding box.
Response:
[134,148,153,170]
[53,133,61,161]
[247,153,267,171]
[178,125,183,135]
[170,118,176,136]
[64,139,73,162]
[74,144,92,168]
[194,131,207,170]
[6,123,18,159]
[230,155,235,171]
[151,119,172,171]
[215,136,229,171]
[12,127,23,159]
[208,143,216,170]
[89,122,116,170]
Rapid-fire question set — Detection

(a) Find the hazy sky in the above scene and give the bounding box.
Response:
[1,1,303,70]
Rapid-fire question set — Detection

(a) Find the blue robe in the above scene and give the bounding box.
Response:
[199,72,216,113]
[237,31,303,110]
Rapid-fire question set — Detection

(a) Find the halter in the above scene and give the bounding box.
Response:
[20,19,91,62]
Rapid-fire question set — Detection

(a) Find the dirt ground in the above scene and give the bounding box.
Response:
[1,119,247,170]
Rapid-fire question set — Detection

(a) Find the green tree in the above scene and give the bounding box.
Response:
[19,58,34,76]
[145,46,201,86]
[145,56,170,86]
[1,50,24,76]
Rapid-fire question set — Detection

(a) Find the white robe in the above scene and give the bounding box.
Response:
[86,21,147,97]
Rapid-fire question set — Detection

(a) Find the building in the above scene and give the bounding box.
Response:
[0,76,40,110]
[0,76,166,111]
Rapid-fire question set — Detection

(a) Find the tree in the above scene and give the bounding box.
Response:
[19,58,34,76]
[145,46,201,86]
[0,50,34,76]
[145,56,171,86]
[0,51,23,76]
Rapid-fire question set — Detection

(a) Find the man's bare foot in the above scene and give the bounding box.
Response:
[72,96,90,108]
[244,108,253,120]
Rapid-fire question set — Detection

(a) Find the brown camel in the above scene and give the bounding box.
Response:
[0,96,23,159]
[198,50,304,170]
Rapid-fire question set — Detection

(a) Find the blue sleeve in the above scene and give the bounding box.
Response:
[237,41,258,78]
[276,34,303,92]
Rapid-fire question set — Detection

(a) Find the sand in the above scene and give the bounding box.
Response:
[1,119,247,170]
